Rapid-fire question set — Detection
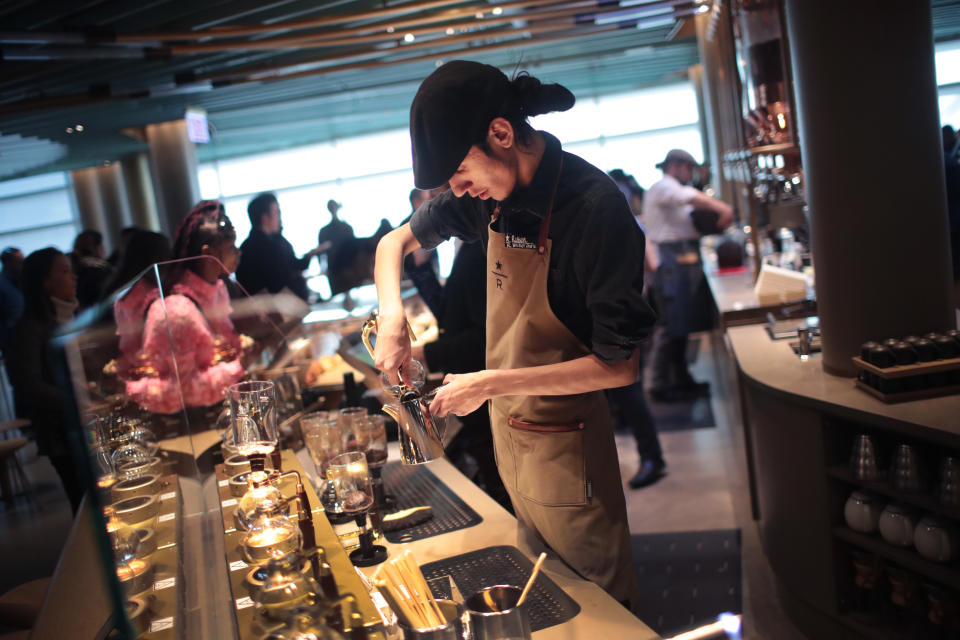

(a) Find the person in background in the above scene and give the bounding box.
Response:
[644,149,733,402]
[6,248,81,512]
[606,170,666,488]
[125,201,245,417]
[0,248,25,354]
[317,199,355,268]
[943,125,960,308]
[102,231,173,380]
[106,226,142,268]
[237,192,322,301]
[101,230,172,301]
[70,229,114,310]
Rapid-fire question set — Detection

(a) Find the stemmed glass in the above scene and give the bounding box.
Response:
[327,451,386,567]
[338,407,368,453]
[230,380,278,472]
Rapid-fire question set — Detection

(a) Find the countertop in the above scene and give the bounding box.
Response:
[728,324,960,441]
[299,445,660,640]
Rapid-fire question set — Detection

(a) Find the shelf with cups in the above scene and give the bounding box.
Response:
[833,527,960,591]
[827,465,960,524]
[214,450,384,640]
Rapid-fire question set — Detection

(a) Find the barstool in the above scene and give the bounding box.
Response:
[0,437,31,506]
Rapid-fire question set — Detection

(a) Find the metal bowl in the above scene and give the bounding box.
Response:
[135,527,157,558]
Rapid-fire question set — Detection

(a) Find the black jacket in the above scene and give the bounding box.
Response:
[237,229,310,301]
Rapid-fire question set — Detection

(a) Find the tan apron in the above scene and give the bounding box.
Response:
[485,170,641,608]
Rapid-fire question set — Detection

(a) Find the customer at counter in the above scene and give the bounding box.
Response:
[644,149,733,402]
[373,60,653,608]
[125,201,246,416]
[6,248,81,512]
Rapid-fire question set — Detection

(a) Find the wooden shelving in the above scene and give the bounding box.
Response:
[833,527,960,591]
[827,465,960,522]
[748,142,800,155]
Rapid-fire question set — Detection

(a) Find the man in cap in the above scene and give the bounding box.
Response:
[373,60,654,609]
[644,149,734,402]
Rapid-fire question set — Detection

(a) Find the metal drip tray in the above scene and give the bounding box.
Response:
[420,545,581,632]
[381,462,482,542]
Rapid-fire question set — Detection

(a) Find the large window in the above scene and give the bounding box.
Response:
[0,172,78,256]
[199,82,706,283]
[938,40,960,128]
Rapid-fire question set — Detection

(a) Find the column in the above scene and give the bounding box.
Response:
[145,120,200,238]
[70,167,108,238]
[785,0,954,376]
[119,152,160,232]
[98,163,132,252]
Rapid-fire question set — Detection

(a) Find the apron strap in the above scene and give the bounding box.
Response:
[537,157,564,255]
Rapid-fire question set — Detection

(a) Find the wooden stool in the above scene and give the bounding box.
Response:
[0,577,50,629]
[0,437,30,505]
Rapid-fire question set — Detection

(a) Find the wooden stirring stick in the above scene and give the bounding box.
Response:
[517,552,547,606]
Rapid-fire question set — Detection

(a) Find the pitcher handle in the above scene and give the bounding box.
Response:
[361,310,418,361]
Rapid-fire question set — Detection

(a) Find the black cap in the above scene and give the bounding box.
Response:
[410,60,511,190]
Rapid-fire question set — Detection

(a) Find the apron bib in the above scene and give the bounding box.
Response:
[485,166,640,607]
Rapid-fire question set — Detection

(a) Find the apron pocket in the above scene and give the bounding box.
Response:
[507,417,587,507]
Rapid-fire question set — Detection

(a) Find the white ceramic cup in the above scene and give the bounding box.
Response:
[914,516,956,563]
[879,503,917,547]
[844,491,883,533]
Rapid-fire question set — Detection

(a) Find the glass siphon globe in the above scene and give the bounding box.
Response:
[261,606,345,640]
[236,471,286,531]
[104,507,140,567]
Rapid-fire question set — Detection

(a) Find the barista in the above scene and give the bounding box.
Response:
[373,61,654,607]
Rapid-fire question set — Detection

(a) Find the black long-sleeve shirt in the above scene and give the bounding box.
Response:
[410,132,655,363]
[236,229,310,301]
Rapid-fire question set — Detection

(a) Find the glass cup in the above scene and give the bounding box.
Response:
[850,434,882,482]
[465,585,532,640]
[301,412,343,477]
[338,407,368,453]
[890,443,925,493]
[229,380,278,459]
[356,414,388,469]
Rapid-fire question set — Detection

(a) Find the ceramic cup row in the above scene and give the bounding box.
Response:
[845,491,958,563]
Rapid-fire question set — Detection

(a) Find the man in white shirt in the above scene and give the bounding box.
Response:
[644,149,733,401]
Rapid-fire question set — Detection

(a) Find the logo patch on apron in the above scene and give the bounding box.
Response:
[504,234,538,250]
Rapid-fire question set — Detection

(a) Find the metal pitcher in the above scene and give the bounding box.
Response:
[362,311,446,465]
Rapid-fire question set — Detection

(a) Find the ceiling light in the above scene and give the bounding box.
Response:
[475,11,484,19]
[435,59,444,67]
[387,26,395,33]
[65,127,73,133]
[446,27,455,35]
[696,4,709,13]
[492,6,503,15]
[403,33,415,42]
[75,124,84,132]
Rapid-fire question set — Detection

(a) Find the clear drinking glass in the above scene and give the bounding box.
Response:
[356,414,388,469]
[229,380,278,458]
[301,412,343,478]
[338,407,368,452]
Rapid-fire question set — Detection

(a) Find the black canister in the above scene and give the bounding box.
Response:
[944,329,960,346]
[913,338,939,362]
[860,341,881,360]
[882,338,900,350]
[933,335,960,359]
[890,342,918,365]
[903,335,923,346]
[867,346,896,368]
